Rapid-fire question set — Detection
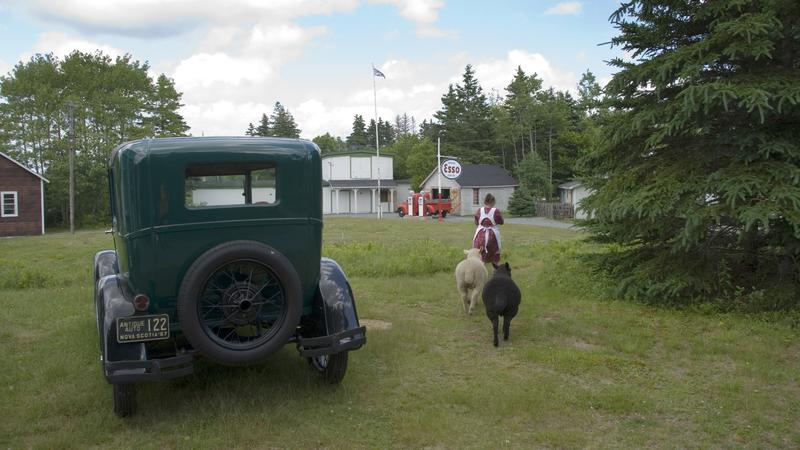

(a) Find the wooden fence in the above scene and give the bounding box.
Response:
[535,201,574,220]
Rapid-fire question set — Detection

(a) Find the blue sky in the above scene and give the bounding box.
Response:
[0,0,625,138]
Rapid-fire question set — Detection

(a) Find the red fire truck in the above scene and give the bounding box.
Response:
[396,192,452,217]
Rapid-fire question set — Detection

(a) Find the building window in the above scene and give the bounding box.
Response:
[1,191,18,217]
[185,164,276,208]
[432,188,450,200]
[472,188,480,205]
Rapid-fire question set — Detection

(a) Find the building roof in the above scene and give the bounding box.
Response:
[0,151,50,183]
[558,180,583,190]
[321,150,394,159]
[421,164,517,188]
[327,179,398,189]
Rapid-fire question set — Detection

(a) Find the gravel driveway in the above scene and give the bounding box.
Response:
[324,213,579,230]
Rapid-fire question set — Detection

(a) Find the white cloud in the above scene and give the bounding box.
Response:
[369,0,450,38]
[173,53,275,90]
[25,0,358,36]
[410,83,436,95]
[247,24,327,54]
[181,100,271,137]
[473,49,578,94]
[21,32,124,61]
[544,2,582,15]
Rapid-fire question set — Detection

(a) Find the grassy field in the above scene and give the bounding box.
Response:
[1,217,799,449]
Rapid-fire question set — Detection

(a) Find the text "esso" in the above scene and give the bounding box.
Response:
[441,160,461,180]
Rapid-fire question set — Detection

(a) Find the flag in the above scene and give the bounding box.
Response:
[373,67,386,78]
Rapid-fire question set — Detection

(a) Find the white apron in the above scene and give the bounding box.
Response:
[473,207,501,252]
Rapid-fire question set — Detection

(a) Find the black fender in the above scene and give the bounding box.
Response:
[94,250,146,376]
[297,258,366,357]
[93,250,192,383]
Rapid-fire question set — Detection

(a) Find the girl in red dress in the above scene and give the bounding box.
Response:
[472,193,504,264]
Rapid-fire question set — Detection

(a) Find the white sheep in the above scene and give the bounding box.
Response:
[455,248,488,315]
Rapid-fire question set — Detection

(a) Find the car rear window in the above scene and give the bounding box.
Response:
[185,163,276,208]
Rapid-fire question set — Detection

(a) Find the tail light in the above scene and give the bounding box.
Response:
[133,294,150,312]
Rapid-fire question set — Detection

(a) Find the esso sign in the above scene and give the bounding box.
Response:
[441,160,462,179]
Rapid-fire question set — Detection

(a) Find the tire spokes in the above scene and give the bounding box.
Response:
[198,259,285,349]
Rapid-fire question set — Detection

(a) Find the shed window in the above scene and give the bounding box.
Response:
[185,164,276,208]
[432,188,450,200]
[1,191,18,217]
[472,188,480,205]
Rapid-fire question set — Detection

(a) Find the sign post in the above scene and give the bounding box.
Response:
[439,156,461,220]
[437,137,442,222]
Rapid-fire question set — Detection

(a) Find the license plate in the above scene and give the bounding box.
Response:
[116,314,170,343]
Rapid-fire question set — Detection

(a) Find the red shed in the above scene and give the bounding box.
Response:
[0,151,49,237]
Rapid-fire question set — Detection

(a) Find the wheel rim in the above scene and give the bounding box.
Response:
[196,259,287,350]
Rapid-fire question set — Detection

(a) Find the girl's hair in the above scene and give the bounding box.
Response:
[484,193,496,206]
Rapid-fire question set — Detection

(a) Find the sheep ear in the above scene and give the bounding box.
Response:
[491,262,499,269]
[505,262,510,270]
[463,249,469,255]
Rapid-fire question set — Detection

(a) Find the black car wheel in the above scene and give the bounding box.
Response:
[442,211,448,218]
[113,383,136,417]
[397,209,405,217]
[177,241,303,366]
[308,352,348,384]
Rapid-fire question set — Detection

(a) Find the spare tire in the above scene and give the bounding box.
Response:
[177,241,303,366]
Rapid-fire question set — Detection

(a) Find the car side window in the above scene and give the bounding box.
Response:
[185,164,276,208]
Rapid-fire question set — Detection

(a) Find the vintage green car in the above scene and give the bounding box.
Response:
[93,137,366,417]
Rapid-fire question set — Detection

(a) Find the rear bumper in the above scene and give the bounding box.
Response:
[105,352,194,384]
[297,326,366,358]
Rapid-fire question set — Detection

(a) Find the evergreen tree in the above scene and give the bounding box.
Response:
[346,114,369,148]
[245,122,256,136]
[508,187,535,217]
[269,101,301,138]
[433,65,496,163]
[255,114,270,136]
[149,74,189,137]
[366,118,395,148]
[582,0,800,305]
[394,113,414,137]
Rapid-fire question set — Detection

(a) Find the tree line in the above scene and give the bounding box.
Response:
[310,64,601,204]
[244,102,301,138]
[0,51,189,227]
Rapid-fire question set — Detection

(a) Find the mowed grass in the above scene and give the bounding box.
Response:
[1,218,798,449]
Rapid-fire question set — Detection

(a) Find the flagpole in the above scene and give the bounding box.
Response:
[372,64,382,219]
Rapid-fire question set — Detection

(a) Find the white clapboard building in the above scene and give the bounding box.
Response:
[322,151,399,214]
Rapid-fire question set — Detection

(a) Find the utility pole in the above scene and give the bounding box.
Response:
[67,101,76,234]
[548,125,553,188]
[437,136,442,222]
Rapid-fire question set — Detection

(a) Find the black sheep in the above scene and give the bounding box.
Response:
[481,262,521,347]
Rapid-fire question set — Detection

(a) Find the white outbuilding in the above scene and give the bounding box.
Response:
[321,151,398,214]
[558,180,593,219]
